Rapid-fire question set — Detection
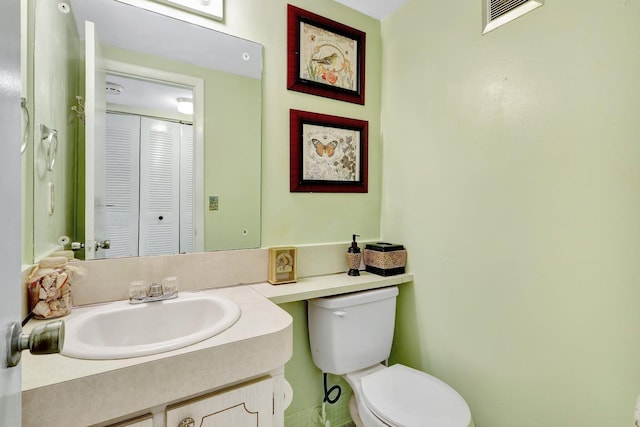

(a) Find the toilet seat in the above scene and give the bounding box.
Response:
[360,364,471,427]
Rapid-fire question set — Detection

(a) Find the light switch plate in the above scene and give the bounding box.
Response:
[209,195,219,211]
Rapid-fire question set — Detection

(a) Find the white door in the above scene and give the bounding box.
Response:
[104,113,141,258]
[0,0,23,423]
[104,115,193,257]
[138,117,181,256]
[84,20,107,260]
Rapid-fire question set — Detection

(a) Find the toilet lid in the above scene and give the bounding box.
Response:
[361,364,471,427]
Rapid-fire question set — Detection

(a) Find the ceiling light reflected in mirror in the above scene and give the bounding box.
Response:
[176,97,193,115]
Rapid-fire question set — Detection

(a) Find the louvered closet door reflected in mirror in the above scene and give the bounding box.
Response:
[104,113,194,258]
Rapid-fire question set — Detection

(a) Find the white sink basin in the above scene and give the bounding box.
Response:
[62,292,241,360]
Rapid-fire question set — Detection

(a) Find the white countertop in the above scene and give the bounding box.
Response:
[251,271,414,304]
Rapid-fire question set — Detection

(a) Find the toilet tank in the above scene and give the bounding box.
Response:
[307,286,399,375]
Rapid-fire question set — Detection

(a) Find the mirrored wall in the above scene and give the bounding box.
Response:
[24,0,263,263]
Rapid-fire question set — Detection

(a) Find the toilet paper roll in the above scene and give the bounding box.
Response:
[57,235,70,246]
[283,379,293,410]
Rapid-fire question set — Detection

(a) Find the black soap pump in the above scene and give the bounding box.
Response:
[346,234,362,276]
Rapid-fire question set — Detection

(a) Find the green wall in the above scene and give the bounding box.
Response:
[203,71,261,251]
[28,0,81,262]
[382,1,640,426]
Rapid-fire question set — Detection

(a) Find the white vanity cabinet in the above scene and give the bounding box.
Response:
[166,377,274,427]
[101,373,287,427]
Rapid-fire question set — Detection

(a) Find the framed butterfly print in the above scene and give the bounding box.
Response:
[287,4,366,105]
[290,109,368,193]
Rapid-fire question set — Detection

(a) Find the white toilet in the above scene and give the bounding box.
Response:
[308,286,473,427]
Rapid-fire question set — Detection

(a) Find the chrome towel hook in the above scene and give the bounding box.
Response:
[21,98,30,155]
[40,124,59,172]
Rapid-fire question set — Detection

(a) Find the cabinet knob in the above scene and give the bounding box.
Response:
[178,417,195,427]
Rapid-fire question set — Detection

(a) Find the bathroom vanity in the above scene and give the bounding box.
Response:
[21,286,292,427]
[21,247,413,427]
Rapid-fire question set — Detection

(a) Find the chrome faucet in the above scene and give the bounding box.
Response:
[129,282,178,304]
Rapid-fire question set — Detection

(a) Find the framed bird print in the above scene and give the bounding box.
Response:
[287,4,366,105]
[268,247,298,285]
[290,109,368,193]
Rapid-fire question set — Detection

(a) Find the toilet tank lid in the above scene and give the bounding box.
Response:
[307,286,399,309]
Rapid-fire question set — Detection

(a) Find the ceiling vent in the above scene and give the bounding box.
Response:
[482,0,544,34]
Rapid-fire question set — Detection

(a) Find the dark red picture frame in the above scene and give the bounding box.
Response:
[287,4,366,105]
[290,109,368,193]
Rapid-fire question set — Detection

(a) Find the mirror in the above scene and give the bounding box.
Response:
[27,0,262,262]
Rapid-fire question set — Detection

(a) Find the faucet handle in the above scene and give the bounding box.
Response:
[149,283,163,298]
[161,276,179,296]
[129,280,149,302]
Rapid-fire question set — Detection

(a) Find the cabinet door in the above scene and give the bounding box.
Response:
[166,377,274,427]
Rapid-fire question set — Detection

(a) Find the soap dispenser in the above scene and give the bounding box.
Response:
[346,234,362,276]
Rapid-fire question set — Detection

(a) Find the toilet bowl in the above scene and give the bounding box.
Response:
[307,286,474,427]
[344,364,473,427]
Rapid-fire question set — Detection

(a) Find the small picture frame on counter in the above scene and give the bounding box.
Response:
[268,247,298,285]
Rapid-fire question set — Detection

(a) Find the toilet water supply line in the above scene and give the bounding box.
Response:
[323,372,341,404]
[313,373,341,427]
[317,402,331,427]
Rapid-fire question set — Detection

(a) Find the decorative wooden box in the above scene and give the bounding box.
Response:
[363,242,407,276]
